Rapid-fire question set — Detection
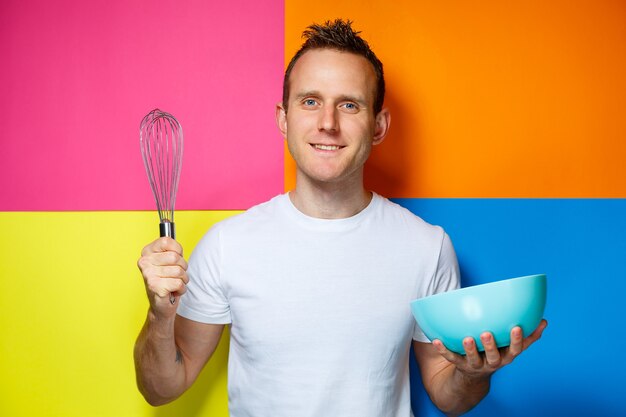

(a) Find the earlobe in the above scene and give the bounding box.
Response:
[373,108,390,145]
[276,104,288,137]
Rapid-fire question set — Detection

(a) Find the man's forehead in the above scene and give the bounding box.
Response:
[294,48,372,70]
[288,49,376,100]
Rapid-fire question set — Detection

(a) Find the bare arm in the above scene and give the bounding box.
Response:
[413,320,548,416]
[133,237,224,405]
[134,313,224,405]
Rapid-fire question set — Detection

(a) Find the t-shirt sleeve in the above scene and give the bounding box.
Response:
[412,231,461,342]
[177,224,232,324]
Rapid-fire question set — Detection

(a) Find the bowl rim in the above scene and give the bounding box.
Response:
[410,273,546,305]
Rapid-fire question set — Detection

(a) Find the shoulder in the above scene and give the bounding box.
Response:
[190,194,286,262]
[197,194,287,242]
[221,193,286,229]
[372,193,445,240]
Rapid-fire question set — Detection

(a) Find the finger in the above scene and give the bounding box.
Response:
[432,340,462,365]
[150,277,187,299]
[463,337,483,369]
[156,265,188,282]
[522,319,548,350]
[151,252,188,270]
[480,332,501,368]
[137,251,188,280]
[172,282,187,296]
[505,326,524,360]
[162,267,188,285]
[142,237,183,256]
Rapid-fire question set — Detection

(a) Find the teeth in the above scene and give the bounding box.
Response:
[314,144,341,151]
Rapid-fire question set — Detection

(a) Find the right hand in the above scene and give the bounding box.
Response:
[137,237,189,317]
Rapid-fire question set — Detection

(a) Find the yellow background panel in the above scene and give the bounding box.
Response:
[284,0,626,197]
[0,211,238,417]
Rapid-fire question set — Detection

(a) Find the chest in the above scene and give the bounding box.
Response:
[221,231,426,352]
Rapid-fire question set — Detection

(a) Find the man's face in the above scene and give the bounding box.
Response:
[277,48,389,187]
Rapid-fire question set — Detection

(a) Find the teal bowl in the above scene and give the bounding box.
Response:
[410,274,547,354]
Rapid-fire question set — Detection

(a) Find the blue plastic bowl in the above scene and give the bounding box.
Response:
[410,274,547,354]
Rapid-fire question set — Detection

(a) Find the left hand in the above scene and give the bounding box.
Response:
[432,319,548,380]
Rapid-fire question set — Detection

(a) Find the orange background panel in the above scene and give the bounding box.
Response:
[284,0,626,197]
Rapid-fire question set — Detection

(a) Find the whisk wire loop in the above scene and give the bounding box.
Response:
[139,109,183,233]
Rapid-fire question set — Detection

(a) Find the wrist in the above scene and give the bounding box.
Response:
[147,308,177,338]
[455,367,492,392]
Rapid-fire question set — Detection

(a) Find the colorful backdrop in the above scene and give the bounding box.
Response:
[1,1,625,416]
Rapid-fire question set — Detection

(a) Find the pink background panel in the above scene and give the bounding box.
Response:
[0,0,285,211]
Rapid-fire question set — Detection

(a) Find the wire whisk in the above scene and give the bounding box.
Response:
[140,108,184,304]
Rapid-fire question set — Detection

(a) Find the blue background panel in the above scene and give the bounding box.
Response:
[392,198,626,417]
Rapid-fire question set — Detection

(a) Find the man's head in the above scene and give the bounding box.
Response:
[282,19,385,116]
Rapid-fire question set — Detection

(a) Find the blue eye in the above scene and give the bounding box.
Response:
[304,99,316,106]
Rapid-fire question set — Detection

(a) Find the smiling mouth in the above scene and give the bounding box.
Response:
[312,144,344,151]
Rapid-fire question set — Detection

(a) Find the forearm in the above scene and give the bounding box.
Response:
[429,363,491,417]
[133,310,187,406]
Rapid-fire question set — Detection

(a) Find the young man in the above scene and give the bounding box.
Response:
[134,19,547,417]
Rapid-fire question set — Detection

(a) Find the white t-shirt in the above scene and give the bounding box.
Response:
[178,193,460,417]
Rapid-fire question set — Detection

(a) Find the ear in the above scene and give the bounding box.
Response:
[372,107,390,146]
[276,103,287,138]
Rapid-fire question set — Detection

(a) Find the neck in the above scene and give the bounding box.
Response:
[289,175,373,219]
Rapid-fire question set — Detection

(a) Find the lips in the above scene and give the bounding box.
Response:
[312,144,344,151]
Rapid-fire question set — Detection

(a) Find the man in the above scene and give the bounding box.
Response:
[134,19,547,417]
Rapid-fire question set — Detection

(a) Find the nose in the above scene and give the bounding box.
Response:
[318,106,338,132]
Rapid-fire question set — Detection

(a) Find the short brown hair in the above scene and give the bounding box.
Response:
[282,19,385,115]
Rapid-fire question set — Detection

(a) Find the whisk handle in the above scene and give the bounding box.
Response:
[159,221,177,305]
[160,222,176,239]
